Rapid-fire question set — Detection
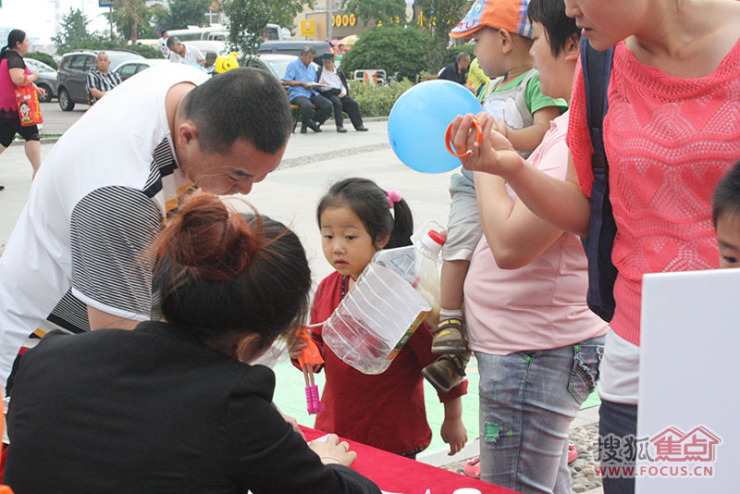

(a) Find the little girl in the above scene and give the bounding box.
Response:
[304,177,468,458]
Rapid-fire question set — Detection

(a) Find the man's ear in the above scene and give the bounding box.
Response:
[499,29,513,54]
[564,34,581,62]
[176,121,198,147]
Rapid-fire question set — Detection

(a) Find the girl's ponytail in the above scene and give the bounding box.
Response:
[385,190,413,249]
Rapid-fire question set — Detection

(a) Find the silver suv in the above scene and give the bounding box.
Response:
[56,49,144,111]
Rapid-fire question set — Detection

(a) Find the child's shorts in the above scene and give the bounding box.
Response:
[442,170,483,261]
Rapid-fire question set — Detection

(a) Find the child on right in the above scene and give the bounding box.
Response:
[713,160,740,270]
[422,0,567,394]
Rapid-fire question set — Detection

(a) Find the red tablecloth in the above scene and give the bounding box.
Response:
[301,426,519,494]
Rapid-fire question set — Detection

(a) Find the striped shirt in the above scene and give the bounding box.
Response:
[85,68,122,102]
[0,64,209,387]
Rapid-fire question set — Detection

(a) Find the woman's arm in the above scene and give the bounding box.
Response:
[9,67,37,86]
[474,171,564,269]
[450,112,591,237]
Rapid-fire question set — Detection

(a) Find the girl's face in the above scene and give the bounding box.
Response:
[529,22,575,101]
[320,206,387,280]
[564,0,639,50]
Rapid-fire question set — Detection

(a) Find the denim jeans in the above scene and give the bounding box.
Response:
[476,335,604,494]
[599,399,638,494]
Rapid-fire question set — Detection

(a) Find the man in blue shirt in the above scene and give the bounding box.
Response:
[283,47,332,133]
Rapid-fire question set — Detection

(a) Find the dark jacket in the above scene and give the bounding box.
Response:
[5,322,380,494]
[438,61,468,85]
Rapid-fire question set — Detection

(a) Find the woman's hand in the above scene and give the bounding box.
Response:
[448,112,524,179]
[309,433,357,467]
[35,85,46,98]
[281,413,306,440]
[441,417,468,456]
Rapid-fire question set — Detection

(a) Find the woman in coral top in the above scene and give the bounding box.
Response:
[449,0,739,492]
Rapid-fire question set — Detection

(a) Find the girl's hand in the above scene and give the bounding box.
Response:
[441,417,468,456]
[448,112,523,180]
[309,433,357,467]
[35,85,46,98]
[288,333,308,359]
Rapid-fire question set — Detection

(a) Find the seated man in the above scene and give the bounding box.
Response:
[438,51,471,85]
[86,52,122,104]
[317,53,368,133]
[282,47,332,134]
[167,37,205,67]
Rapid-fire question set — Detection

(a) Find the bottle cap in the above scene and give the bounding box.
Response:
[427,230,446,245]
[419,230,445,258]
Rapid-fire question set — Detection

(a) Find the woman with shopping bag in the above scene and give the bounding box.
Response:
[0,29,45,189]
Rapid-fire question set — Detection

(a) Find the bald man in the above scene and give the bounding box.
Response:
[86,52,123,103]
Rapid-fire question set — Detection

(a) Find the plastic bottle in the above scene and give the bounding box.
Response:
[322,224,445,375]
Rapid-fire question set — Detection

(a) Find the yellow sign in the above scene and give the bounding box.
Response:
[342,14,349,26]
[300,20,316,36]
[349,13,356,26]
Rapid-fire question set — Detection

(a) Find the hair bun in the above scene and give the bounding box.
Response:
[156,193,259,280]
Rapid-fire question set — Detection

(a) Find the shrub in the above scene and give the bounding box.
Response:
[348,79,414,117]
[61,38,163,59]
[341,26,432,82]
[25,52,58,70]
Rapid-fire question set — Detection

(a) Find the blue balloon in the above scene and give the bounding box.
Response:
[388,80,482,174]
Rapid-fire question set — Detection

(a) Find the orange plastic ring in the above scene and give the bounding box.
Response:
[445,118,483,158]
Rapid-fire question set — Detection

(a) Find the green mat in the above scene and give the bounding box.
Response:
[271,356,600,454]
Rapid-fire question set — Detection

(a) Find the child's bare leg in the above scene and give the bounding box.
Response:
[441,259,470,312]
[430,259,470,355]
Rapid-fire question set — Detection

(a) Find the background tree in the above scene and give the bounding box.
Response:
[220,0,270,56]
[340,26,432,81]
[341,0,406,27]
[112,0,164,43]
[52,8,94,53]
[158,0,210,30]
[415,0,469,70]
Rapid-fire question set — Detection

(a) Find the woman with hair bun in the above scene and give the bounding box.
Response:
[4,193,380,494]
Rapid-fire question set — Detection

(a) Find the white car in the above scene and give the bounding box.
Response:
[113,59,171,81]
[243,54,303,80]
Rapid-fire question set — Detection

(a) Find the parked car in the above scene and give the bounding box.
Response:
[23,58,58,103]
[56,49,144,111]
[258,40,332,60]
[113,59,170,81]
[243,54,299,81]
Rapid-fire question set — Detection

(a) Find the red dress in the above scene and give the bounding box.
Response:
[308,271,467,455]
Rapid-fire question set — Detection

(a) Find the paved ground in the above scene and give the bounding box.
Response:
[0,105,603,493]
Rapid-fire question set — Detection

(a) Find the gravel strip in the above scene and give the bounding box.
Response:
[438,422,603,492]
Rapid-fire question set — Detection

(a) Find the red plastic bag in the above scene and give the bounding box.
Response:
[15,84,43,127]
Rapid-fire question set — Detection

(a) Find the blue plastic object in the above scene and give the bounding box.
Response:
[388,80,482,174]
